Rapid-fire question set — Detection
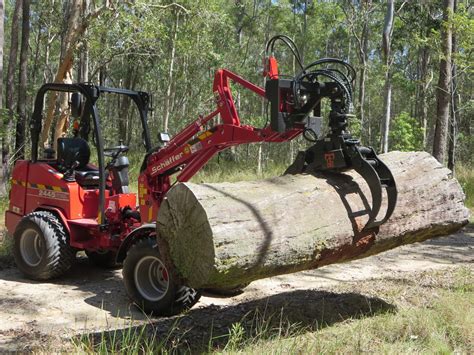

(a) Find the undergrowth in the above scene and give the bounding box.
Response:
[457,164,474,213]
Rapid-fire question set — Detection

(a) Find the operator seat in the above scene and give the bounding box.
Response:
[57,137,100,188]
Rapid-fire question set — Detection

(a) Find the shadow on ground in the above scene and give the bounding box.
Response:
[81,289,396,352]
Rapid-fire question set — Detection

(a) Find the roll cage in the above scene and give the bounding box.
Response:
[29,83,152,225]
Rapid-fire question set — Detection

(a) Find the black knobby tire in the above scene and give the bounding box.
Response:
[86,250,119,269]
[122,237,201,316]
[13,211,75,280]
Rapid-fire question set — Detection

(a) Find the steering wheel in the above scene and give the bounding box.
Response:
[104,144,129,158]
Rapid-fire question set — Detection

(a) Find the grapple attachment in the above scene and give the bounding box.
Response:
[285,123,397,231]
[262,35,397,230]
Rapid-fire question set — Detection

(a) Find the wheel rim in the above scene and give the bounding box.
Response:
[19,229,44,267]
[134,255,169,302]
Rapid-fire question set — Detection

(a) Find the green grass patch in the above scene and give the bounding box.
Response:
[234,285,472,354]
[191,160,286,184]
[0,196,14,268]
[457,164,474,211]
[72,267,473,354]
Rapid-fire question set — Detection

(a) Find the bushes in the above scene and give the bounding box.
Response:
[389,112,424,152]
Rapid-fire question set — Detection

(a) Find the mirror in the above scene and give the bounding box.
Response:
[70,92,82,117]
[159,132,170,144]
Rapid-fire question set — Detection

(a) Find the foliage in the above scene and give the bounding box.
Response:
[389,111,424,151]
[0,0,471,175]
[457,164,474,211]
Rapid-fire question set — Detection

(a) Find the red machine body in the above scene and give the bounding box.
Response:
[6,159,139,251]
[5,64,303,252]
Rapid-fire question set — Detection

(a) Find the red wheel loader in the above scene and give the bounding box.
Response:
[5,36,397,315]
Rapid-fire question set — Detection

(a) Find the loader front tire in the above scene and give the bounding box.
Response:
[13,211,75,280]
[122,237,201,316]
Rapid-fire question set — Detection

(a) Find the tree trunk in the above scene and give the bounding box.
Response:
[119,61,135,140]
[156,151,469,289]
[3,0,22,180]
[433,0,454,164]
[78,0,90,83]
[0,0,4,194]
[358,30,368,141]
[447,0,457,172]
[381,72,392,153]
[0,0,4,113]
[163,12,179,132]
[380,0,394,153]
[418,44,431,148]
[14,0,30,160]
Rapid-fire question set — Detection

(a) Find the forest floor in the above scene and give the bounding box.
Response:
[0,224,472,352]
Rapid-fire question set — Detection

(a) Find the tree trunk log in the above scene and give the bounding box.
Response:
[156,152,470,289]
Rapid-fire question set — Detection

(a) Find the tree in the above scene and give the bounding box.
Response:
[14,0,30,160]
[447,0,458,172]
[0,0,4,116]
[433,0,454,164]
[380,0,394,154]
[0,0,3,193]
[162,10,180,133]
[40,0,112,149]
[3,0,21,180]
[343,0,374,143]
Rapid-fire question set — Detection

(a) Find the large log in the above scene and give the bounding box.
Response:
[156,152,470,289]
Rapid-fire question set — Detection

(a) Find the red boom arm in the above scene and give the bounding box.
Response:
[137,68,302,222]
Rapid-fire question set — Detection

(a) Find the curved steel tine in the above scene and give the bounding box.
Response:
[352,158,383,230]
[284,151,307,175]
[371,158,398,226]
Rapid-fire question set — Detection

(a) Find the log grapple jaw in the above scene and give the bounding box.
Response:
[265,35,397,230]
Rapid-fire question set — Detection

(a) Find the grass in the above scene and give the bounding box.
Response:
[457,164,474,218]
[233,283,473,353]
[191,160,287,184]
[71,266,473,354]
[0,196,14,269]
[0,234,13,269]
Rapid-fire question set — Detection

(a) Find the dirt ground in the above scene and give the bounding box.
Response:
[0,224,473,352]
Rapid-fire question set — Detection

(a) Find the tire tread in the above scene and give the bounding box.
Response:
[14,211,74,280]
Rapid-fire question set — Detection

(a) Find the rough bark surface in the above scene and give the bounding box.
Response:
[157,152,470,289]
[433,0,454,163]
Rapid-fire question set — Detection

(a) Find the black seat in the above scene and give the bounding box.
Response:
[57,137,99,187]
[75,170,100,187]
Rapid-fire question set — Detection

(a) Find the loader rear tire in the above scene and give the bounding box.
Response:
[13,211,75,280]
[122,237,201,316]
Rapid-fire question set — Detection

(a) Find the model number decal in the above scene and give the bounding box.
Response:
[39,189,59,198]
[29,188,69,201]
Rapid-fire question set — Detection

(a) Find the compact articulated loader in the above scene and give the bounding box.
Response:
[6,35,396,315]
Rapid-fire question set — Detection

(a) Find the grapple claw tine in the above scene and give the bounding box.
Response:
[350,147,397,230]
[284,151,307,175]
[367,157,397,228]
[350,154,383,230]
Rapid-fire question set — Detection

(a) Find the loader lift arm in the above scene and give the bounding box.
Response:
[140,35,397,231]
